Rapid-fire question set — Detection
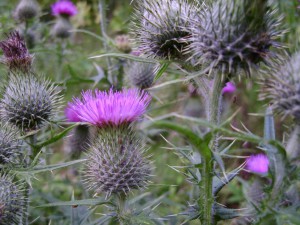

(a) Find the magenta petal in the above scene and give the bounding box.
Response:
[51,0,77,17]
[222,82,236,94]
[246,154,269,174]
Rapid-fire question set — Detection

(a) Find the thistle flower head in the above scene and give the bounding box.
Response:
[125,62,156,89]
[260,52,300,120]
[0,124,22,165]
[67,88,151,127]
[133,0,199,60]
[188,0,283,77]
[0,173,26,225]
[83,127,152,198]
[52,17,73,39]
[0,73,61,132]
[15,0,40,21]
[0,31,33,73]
[51,0,78,17]
[246,153,269,174]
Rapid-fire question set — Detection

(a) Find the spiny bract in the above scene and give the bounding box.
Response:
[260,52,300,120]
[133,0,199,60]
[188,0,283,77]
[52,17,73,39]
[0,174,26,225]
[125,62,156,89]
[84,127,152,198]
[0,73,61,131]
[0,123,22,165]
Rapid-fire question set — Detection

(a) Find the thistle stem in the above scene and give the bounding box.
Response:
[199,74,224,225]
[116,193,127,225]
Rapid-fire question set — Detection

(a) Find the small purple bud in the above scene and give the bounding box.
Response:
[246,153,269,174]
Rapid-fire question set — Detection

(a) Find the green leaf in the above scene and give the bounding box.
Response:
[34,123,78,149]
[38,198,112,208]
[154,62,171,81]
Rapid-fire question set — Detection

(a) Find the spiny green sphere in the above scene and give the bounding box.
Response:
[84,127,152,198]
[15,0,40,21]
[0,174,25,225]
[260,52,300,120]
[0,124,22,165]
[133,0,198,60]
[0,73,61,131]
[188,0,283,77]
[126,62,156,89]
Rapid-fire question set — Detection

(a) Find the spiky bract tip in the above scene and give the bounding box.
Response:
[188,0,284,77]
[125,62,156,89]
[83,126,152,198]
[0,73,62,132]
[0,31,33,73]
[132,0,199,60]
[0,173,26,225]
[260,52,300,120]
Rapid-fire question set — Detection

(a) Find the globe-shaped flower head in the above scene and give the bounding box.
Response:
[133,0,199,60]
[15,0,40,21]
[260,52,300,121]
[0,31,33,73]
[0,73,61,132]
[188,0,283,77]
[51,0,77,17]
[68,89,152,197]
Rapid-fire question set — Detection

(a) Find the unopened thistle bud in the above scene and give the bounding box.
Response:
[0,73,61,132]
[0,124,22,165]
[246,153,269,175]
[0,31,33,73]
[125,62,156,89]
[260,52,300,120]
[115,35,132,53]
[52,17,73,39]
[15,0,40,21]
[84,127,152,198]
[0,173,26,225]
[188,0,283,77]
[133,0,199,60]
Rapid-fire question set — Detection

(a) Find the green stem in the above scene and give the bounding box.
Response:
[200,74,224,225]
[116,193,127,225]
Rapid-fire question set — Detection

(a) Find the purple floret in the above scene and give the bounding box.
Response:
[246,153,269,174]
[51,0,77,17]
[222,82,236,95]
[66,89,151,127]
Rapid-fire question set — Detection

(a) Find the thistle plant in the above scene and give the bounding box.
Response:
[67,88,152,224]
[14,0,40,22]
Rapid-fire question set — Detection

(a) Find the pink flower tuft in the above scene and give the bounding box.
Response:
[222,82,236,95]
[51,0,77,17]
[246,153,269,174]
[65,103,82,122]
[67,89,151,127]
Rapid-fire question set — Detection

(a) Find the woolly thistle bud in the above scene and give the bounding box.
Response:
[83,127,152,198]
[0,124,22,165]
[15,0,40,21]
[0,173,26,225]
[188,0,283,77]
[0,73,61,132]
[260,52,300,120]
[52,17,73,39]
[0,31,33,73]
[125,62,156,89]
[132,0,199,60]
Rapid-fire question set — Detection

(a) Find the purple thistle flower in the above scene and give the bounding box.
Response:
[222,82,236,95]
[246,153,269,174]
[51,0,77,17]
[0,31,33,73]
[65,103,81,122]
[67,89,151,127]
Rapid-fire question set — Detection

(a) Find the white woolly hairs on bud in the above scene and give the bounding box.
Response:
[0,73,62,132]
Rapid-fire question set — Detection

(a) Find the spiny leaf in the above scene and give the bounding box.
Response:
[38,198,112,208]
